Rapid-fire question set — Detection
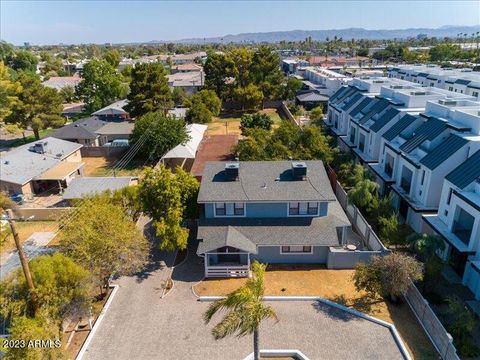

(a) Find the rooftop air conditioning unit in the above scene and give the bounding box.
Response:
[291,161,307,180]
[225,162,239,181]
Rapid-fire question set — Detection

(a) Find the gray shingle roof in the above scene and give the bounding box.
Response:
[92,99,129,116]
[62,176,134,199]
[370,108,400,132]
[197,200,350,254]
[445,150,480,189]
[0,137,82,185]
[419,135,468,170]
[197,161,336,203]
[52,117,106,140]
[383,114,417,141]
[296,92,329,102]
[95,121,134,135]
[399,118,447,153]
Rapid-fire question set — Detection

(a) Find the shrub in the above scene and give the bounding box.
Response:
[240,113,273,133]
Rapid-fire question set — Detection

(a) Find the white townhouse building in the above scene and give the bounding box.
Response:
[423,150,480,300]
[388,65,480,100]
[326,77,412,139]
[303,67,352,97]
[376,99,480,232]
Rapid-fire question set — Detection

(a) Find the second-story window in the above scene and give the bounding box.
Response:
[289,202,319,216]
[215,202,244,217]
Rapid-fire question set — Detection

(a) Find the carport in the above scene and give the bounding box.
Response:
[33,161,84,194]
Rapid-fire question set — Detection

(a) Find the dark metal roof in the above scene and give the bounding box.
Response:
[382,114,417,141]
[455,79,471,85]
[332,86,356,104]
[359,99,390,125]
[418,72,429,77]
[370,107,400,132]
[399,118,447,154]
[340,92,363,111]
[419,135,468,170]
[349,97,372,117]
[445,150,480,189]
[329,86,349,102]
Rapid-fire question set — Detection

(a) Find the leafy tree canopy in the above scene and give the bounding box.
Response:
[240,113,273,133]
[60,197,149,294]
[184,89,221,123]
[0,61,22,123]
[125,62,172,117]
[103,49,121,68]
[130,111,189,160]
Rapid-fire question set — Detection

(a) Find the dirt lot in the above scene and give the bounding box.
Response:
[1,220,59,253]
[206,108,285,136]
[193,265,438,359]
[82,157,145,177]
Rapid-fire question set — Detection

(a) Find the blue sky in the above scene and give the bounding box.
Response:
[1,1,479,45]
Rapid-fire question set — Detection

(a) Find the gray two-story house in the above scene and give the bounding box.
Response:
[196,160,351,277]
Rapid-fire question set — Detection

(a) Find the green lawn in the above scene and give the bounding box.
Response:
[6,128,56,148]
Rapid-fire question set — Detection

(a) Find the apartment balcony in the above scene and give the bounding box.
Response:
[452,221,473,246]
[423,214,473,253]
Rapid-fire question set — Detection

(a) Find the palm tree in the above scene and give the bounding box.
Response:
[203,261,278,360]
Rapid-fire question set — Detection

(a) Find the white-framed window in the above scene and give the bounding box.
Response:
[280,245,313,254]
[288,202,319,216]
[214,202,245,217]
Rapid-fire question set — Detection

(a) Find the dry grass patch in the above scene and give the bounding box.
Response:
[82,157,144,177]
[1,221,58,254]
[206,116,242,136]
[193,265,437,359]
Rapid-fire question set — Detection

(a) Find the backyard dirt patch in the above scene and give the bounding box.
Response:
[193,265,438,359]
[82,157,145,177]
[1,220,59,254]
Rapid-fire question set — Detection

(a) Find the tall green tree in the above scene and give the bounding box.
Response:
[204,51,236,99]
[138,165,199,251]
[60,197,149,295]
[240,113,273,133]
[0,253,91,321]
[347,179,379,215]
[204,261,278,360]
[184,89,221,123]
[249,46,284,101]
[10,50,38,72]
[5,72,64,139]
[283,77,302,101]
[104,49,121,68]
[0,61,22,123]
[234,84,264,110]
[130,111,188,159]
[75,59,125,113]
[125,62,172,117]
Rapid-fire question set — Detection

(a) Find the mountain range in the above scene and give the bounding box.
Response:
[148,25,480,44]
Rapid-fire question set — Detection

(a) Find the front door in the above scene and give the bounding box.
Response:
[449,246,468,277]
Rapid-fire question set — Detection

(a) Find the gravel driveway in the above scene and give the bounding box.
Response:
[83,234,406,360]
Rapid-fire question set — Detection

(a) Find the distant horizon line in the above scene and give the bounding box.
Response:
[2,23,479,47]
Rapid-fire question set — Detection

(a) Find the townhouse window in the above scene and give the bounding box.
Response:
[446,189,453,205]
[281,246,312,254]
[473,91,479,97]
[215,202,244,216]
[289,202,318,216]
[420,170,425,186]
[449,87,453,91]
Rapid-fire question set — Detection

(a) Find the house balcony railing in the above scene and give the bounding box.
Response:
[205,265,250,278]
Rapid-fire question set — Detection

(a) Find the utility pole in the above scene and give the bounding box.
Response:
[6,209,35,293]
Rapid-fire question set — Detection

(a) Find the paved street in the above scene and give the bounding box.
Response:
[83,230,406,360]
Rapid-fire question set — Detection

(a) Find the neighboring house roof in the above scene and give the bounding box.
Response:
[167,72,204,87]
[42,76,81,90]
[369,107,400,132]
[0,137,82,185]
[52,116,106,140]
[419,135,468,170]
[383,114,417,141]
[358,99,390,125]
[92,99,129,116]
[399,118,447,154]
[348,97,372,117]
[332,87,356,105]
[445,150,480,189]
[198,160,337,203]
[329,86,349,102]
[455,79,471,85]
[161,123,207,160]
[197,200,350,254]
[35,161,83,181]
[296,92,329,102]
[62,176,135,200]
[95,121,135,136]
[172,63,202,72]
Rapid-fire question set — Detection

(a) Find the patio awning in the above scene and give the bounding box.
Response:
[198,225,258,254]
[161,123,207,160]
[34,162,83,181]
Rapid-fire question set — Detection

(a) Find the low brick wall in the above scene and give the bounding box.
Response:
[80,146,128,158]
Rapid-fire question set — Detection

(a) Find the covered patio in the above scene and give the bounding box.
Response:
[32,161,83,194]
